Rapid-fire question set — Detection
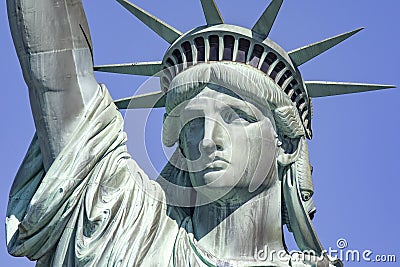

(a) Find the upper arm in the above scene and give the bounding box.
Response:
[7,0,99,170]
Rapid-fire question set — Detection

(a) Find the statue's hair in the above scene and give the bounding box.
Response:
[157,62,315,225]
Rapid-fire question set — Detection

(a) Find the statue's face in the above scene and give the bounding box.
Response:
[178,85,278,202]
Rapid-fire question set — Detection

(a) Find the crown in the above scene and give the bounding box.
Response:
[94,0,394,139]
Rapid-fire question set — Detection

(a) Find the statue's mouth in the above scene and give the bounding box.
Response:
[212,156,229,164]
[204,156,229,171]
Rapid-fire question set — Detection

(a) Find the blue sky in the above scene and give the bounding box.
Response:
[1,1,399,266]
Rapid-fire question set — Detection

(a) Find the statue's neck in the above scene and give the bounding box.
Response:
[192,180,288,263]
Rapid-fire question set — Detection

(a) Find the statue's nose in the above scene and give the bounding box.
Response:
[200,117,225,154]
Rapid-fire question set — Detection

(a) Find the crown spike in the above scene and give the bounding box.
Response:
[289,28,364,67]
[116,0,182,44]
[115,91,166,109]
[200,0,224,25]
[94,61,162,76]
[251,0,283,40]
[305,81,396,98]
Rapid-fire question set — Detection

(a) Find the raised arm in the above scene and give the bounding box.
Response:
[7,0,99,170]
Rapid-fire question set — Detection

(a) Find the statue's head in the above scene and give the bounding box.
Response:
[161,61,309,206]
[159,24,314,208]
[153,24,332,258]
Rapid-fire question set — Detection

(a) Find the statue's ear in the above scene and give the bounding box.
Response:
[162,112,180,147]
[277,137,302,166]
[273,105,306,166]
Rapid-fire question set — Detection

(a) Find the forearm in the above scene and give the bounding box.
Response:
[7,0,99,170]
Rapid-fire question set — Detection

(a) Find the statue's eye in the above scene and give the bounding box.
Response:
[222,108,257,124]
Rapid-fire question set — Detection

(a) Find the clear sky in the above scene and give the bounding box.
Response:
[1,1,399,266]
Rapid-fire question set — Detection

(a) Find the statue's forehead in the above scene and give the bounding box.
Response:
[184,85,272,117]
[178,86,278,139]
[185,93,252,114]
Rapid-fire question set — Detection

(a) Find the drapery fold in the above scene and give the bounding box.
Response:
[6,85,178,266]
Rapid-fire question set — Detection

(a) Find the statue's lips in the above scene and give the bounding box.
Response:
[204,156,229,171]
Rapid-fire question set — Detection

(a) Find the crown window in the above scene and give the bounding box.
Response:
[237,38,250,63]
[209,35,219,61]
[249,44,264,67]
[261,52,277,73]
[195,37,205,62]
[222,35,234,61]
[181,41,193,66]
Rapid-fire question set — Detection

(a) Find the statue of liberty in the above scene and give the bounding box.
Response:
[5,0,394,266]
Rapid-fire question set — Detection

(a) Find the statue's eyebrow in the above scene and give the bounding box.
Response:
[224,102,258,118]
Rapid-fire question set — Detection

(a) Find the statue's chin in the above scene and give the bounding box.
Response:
[189,167,273,205]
